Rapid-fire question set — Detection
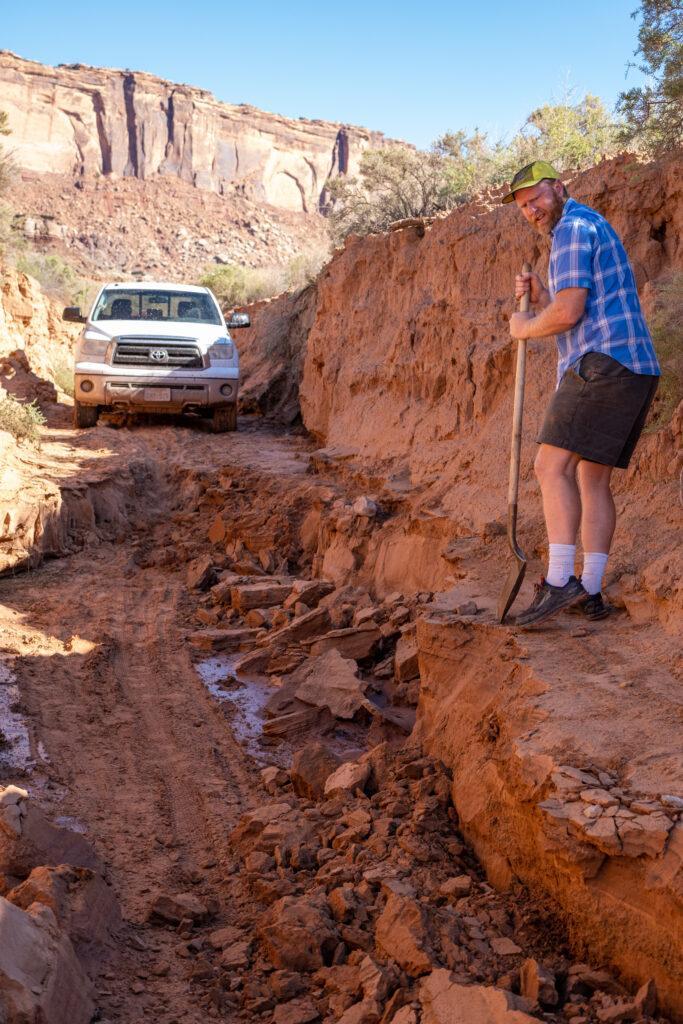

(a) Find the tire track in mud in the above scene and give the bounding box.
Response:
[1,444,263,920]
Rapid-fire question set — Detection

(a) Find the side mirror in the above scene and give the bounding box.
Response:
[227,312,250,329]
[63,306,86,324]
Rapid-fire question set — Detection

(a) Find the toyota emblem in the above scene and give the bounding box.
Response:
[150,348,169,362]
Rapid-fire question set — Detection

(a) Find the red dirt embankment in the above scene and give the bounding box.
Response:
[237,153,683,1015]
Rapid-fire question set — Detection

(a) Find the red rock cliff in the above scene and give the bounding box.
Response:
[0,51,397,214]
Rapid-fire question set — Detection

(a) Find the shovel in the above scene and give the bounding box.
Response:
[498,262,532,623]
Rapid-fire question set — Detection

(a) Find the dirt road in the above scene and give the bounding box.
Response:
[0,413,320,1021]
[1,408,680,1023]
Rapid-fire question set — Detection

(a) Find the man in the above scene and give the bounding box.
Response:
[503,160,660,627]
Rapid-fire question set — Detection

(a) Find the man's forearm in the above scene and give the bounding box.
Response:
[535,287,551,310]
[522,298,581,339]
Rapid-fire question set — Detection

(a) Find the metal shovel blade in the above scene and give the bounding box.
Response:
[498,532,527,622]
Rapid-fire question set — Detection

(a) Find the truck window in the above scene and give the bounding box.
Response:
[92,290,221,325]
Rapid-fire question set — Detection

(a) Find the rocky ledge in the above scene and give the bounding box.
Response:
[414,614,683,1019]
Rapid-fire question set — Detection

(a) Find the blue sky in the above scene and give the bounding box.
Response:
[2,0,645,149]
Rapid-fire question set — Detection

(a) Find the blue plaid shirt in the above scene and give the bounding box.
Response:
[548,198,660,385]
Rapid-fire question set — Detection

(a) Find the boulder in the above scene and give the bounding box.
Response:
[519,959,558,1007]
[337,1000,381,1024]
[306,623,381,661]
[0,787,102,880]
[420,970,536,1023]
[0,896,93,1024]
[293,650,370,719]
[264,607,331,649]
[285,579,335,610]
[186,554,216,590]
[273,998,321,1024]
[7,864,120,962]
[187,626,259,652]
[148,891,211,925]
[231,581,293,611]
[390,1009,418,1024]
[324,760,371,798]
[230,802,294,851]
[352,497,378,517]
[291,743,341,800]
[439,875,472,899]
[395,634,419,682]
[374,893,436,976]
[258,895,339,971]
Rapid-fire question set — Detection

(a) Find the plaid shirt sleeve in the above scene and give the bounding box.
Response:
[550,218,595,293]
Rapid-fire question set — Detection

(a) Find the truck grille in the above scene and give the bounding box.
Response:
[113,336,203,368]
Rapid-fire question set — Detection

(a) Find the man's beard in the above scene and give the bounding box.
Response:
[533,192,565,234]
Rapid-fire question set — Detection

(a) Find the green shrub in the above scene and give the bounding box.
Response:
[328,147,456,238]
[15,252,87,304]
[200,247,329,308]
[0,394,45,445]
[330,94,622,239]
[647,270,683,429]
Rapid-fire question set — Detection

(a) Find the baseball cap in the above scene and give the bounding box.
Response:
[501,161,561,204]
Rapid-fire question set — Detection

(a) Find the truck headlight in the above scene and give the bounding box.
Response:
[208,339,234,362]
[80,331,110,357]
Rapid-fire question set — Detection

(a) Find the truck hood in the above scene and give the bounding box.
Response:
[85,320,227,348]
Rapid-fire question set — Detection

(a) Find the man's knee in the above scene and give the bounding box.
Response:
[534,445,578,485]
[577,459,614,493]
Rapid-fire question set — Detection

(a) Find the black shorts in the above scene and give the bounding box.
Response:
[537,352,659,469]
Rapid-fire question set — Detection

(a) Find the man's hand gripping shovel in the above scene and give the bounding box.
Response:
[498,262,532,623]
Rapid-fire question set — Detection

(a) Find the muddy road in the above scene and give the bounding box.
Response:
[0,410,676,1024]
[1,415,318,1021]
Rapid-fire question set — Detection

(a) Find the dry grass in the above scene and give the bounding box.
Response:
[0,394,45,445]
[48,351,75,398]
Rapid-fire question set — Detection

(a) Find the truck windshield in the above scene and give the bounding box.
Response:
[92,290,222,325]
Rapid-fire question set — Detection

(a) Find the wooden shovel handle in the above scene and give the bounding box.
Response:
[506,262,532,523]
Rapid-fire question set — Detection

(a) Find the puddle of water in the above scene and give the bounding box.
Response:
[195,655,275,762]
[54,815,88,834]
[0,662,31,770]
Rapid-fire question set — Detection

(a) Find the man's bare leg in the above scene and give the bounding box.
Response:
[577,460,615,598]
[534,444,582,544]
[577,460,616,552]
[515,444,586,624]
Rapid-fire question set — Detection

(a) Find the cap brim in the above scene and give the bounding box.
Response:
[501,192,516,205]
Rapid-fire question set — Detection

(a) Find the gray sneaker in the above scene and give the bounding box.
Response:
[566,590,610,621]
[515,576,586,628]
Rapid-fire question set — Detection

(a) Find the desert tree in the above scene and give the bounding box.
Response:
[617,0,683,153]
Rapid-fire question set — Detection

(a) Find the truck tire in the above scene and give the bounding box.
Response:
[74,401,99,428]
[211,404,237,433]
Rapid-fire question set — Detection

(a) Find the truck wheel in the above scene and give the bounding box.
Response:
[74,401,99,428]
[211,404,237,433]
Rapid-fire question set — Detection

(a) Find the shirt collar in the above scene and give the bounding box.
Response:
[551,197,578,237]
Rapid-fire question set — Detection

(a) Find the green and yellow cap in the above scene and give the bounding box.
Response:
[501,160,561,204]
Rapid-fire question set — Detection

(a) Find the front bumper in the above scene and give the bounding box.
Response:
[74,364,239,411]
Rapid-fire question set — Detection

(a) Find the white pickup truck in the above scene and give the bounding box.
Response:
[64,281,249,432]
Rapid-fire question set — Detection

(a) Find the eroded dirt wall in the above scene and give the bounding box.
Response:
[291,154,682,619]
[0,265,77,381]
[301,153,680,486]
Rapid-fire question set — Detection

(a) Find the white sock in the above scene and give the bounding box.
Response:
[546,543,576,587]
[582,552,609,595]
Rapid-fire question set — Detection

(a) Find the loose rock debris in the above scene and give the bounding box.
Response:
[0,455,677,1024]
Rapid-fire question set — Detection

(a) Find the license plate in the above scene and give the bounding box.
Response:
[144,388,171,402]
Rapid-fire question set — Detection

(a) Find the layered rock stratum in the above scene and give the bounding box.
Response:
[0,50,394,212]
